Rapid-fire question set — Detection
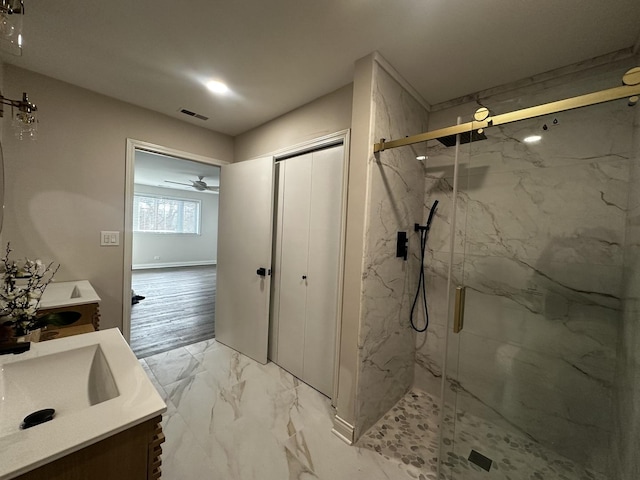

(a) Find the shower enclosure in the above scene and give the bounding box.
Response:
[375,59,640,479]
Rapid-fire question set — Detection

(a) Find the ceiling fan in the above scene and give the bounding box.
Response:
[164,175,219,192]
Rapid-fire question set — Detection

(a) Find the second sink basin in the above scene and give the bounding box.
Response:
[39,280,102,309]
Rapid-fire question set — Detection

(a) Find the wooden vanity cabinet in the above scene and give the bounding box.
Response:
[15,416,164,480]
[39,301,101,331]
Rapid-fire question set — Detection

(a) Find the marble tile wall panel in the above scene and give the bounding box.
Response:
[354,64,428,438]
[614,85,640,479]
[418,61,637,474]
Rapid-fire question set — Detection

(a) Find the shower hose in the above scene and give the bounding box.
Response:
[410,200,439,332]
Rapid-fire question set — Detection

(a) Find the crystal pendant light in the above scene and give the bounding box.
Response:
[12,92,37,140]
[0,91,37,140]
[0,0,23,56]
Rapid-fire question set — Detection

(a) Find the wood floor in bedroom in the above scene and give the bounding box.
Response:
[130,265,216,358]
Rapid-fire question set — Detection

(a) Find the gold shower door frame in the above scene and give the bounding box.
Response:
[373,67,640,154]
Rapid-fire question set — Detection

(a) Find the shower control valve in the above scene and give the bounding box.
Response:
[396,231,408,261]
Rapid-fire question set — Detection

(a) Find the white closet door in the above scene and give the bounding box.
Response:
[275,154,313,379]
[304,145,344,396]
[216,157,274,364]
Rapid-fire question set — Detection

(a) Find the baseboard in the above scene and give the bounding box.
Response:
[132,260,217,270]
[332,415,355,445]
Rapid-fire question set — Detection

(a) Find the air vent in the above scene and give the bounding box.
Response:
[179,108,209,121]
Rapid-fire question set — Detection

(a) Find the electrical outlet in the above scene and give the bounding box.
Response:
[100,231,120,246]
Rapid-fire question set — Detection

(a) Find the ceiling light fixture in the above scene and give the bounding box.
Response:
[206,80,229,95]
[523,135,542,144]
[0,0,24,56]
[0,91,38,140]
[416,155,428,161]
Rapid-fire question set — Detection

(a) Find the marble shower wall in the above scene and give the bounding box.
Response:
[416,59,636,474]
[614,83,640,479]
[354,63,428,438]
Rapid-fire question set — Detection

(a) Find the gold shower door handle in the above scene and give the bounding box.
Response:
[454,286,466,333]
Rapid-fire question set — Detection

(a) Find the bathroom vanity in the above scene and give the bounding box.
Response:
[0,329,166,479]
[38,280,102,336]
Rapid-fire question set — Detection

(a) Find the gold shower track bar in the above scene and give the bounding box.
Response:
[373,71,640,153]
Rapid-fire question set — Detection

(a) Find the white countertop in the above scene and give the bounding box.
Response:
[39,280,101,309]
[0,329,166,479]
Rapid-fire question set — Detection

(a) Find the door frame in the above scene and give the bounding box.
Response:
[268,129,350,402]
[122,139,228,343]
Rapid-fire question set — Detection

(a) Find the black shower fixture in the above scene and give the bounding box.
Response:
[410,200,439,332]
[542,118,559,130]
[436,129,487,147]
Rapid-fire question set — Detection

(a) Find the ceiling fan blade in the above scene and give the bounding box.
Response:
[205,186,219,191]
[164,180,192,186]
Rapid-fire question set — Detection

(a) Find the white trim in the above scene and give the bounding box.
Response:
[123,138,228,343]
[132,261,216,270]
[331,415,355,445]
[333,132,350,407]
[372,51,431,112]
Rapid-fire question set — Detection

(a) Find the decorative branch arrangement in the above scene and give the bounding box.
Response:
[0,243,60,337]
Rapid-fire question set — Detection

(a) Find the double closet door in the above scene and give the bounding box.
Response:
[270,145,344,397]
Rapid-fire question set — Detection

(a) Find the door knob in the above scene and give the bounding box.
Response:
[256,267,267,276]
[302,275,307,280]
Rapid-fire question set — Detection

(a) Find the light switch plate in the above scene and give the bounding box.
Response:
[101,231,120,246]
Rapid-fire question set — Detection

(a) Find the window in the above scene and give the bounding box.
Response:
[133,194,201,234]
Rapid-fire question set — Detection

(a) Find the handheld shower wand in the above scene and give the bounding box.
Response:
[410,200,439,332]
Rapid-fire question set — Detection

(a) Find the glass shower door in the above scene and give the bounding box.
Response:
[441,96,632,480]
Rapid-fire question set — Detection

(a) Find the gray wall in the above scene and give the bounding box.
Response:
[132,184,218,269]
[1,65,233,330]
[234,84,353,160]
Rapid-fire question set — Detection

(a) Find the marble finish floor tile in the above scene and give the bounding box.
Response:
[142,339,439,480]
[141,340,610,480]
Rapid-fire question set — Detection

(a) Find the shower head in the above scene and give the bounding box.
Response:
[436,129,487,147]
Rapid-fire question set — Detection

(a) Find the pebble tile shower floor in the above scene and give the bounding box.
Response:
[360,389,608,480]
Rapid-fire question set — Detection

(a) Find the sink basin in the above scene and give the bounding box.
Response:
[0,329,166,480]
[39,280,101,309]
[0,344,119,438]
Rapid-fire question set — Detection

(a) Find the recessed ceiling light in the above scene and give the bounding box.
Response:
[523,135,542,143]
[416,155,428,161]
[206,80,229,94]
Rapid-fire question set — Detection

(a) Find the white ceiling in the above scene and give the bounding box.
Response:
[134,150,220,194]
[2,1,640,136]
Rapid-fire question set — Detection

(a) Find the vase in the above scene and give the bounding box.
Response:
[15,328,41,343]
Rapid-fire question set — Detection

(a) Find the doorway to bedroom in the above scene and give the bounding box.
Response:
[127,147,222,358]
